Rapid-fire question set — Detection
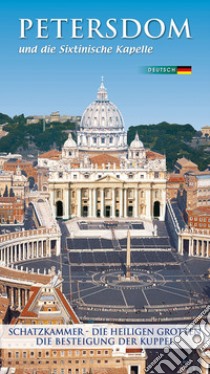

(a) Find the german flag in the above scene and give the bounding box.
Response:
[177,66,192,75]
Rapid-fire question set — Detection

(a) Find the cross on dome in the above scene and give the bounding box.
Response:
[97,77,108,101]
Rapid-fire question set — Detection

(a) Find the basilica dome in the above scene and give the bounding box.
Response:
[78,79,127,154]
[80,80,125,130]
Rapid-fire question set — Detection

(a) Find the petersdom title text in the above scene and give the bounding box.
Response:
[18,18,192,55]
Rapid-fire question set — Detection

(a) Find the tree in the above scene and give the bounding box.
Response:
[3,185,8,197]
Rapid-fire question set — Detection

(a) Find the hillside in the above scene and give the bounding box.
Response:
[128,122,210,171]
[0,114,209,171]
[0,114,76,155]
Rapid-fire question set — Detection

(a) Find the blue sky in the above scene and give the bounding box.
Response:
[0,0,209,130]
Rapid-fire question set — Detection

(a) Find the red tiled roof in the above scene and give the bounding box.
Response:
[167,174,185,183]
[146,150,165,160]
[20,286,40,318]
[90,154,120,167]
[188,207,210,216]
[0,266,52,285]
[55,288,80,323]
[0,296,9,321]
[38,150,61,160]
[176,157,198,167]
[126,348,142,353]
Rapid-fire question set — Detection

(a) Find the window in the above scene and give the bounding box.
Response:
[23,352,27,359]
[101,137,105,144]
[8,352,12,358]
[15,352,19,359]
[58,172,63,178]
[69,151,72,156]
[38,351,42,358]
[110,137,113,144]
[154,172,159,178]
[93,137,97,143]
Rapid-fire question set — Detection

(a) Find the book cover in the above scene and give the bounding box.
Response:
[0,0,210,373]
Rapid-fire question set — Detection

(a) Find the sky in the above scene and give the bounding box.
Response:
[0,0,209,130]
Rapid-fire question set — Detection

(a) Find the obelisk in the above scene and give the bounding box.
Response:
[126,230,131,280]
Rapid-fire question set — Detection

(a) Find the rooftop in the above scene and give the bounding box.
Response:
[38,150,61,160]
[146,150,165,160]
[90,154,120,167]
[0,266,52,285]
[188,207,210,216]
[167,174,185,183]
[176,157,198,167]
[0,295,9,321]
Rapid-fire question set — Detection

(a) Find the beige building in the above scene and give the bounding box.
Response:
[26,112,81,125]
[185,172,210,211]
[173,157,199,175]
[201,125,210,137]
[0,167,28,198]
[167,173,185,199]
[1,283,146,374]
[38,80,167,221]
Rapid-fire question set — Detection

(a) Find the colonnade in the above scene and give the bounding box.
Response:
[0,228,61,265]
[179,232,210,257]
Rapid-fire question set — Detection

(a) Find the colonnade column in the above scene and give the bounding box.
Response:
[92,188,96,218]
[119,189,123,218]
[112,189,115,218]
[124,189,127,218]
[89,189,92,217]
[134,188,138,218]
[100,189,104,218]
[146,189,151,219]
[77,189,81,217]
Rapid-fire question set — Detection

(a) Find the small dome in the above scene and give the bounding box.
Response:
[63,133,77,149]
[130,133,144,149]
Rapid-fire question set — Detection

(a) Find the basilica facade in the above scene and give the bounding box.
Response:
[38,80,167,221]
